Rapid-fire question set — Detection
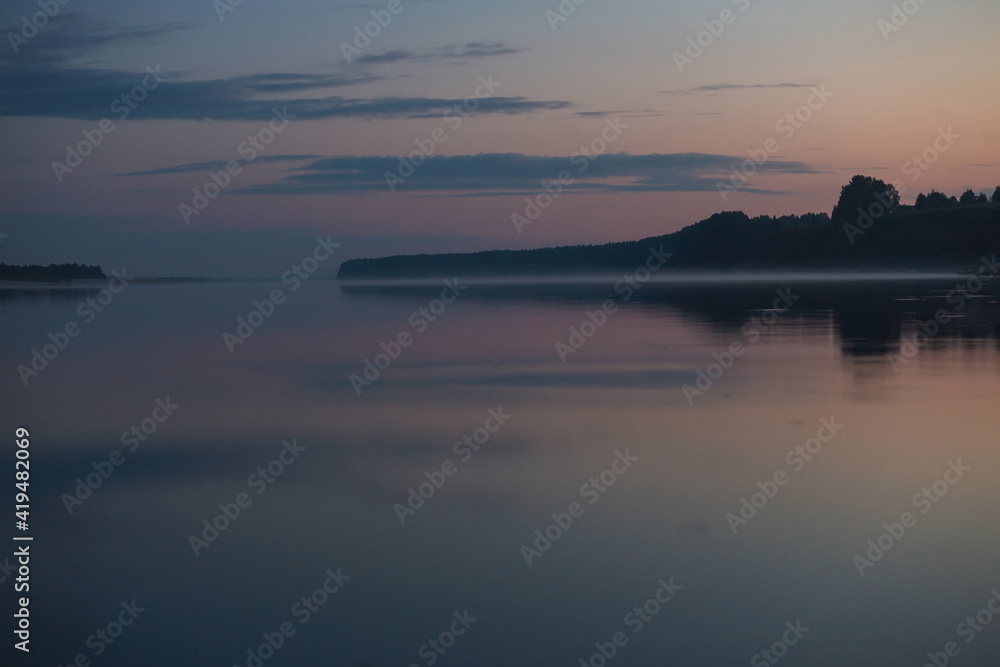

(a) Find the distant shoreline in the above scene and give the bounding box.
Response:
[336,269,980,287]
[0,269,983,289]
[337,204,1000,281]
[0,277,221,287]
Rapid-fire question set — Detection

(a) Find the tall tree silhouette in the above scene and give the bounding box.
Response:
[923,191,956,208]
[831,175,900,221]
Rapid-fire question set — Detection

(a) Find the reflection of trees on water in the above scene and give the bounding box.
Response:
[0,287,104,306]
[341,278,1000,359]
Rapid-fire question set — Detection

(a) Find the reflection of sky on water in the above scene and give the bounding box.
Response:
[1,279,998,666]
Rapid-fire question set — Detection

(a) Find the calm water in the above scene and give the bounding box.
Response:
[2,276,999,666]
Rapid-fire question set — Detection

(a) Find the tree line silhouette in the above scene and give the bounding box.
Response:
[914,187,1000,210]
[830,175,1000,222]
[339,175,1000,279]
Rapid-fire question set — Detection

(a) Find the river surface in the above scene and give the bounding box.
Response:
[2,275,999,666]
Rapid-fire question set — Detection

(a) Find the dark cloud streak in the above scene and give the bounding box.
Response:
[209,152,819,196]
[354,41,527,65]
[0,14,195,66]
[663,83,814,95]
[0,19,553,122]
[0,66,569,120]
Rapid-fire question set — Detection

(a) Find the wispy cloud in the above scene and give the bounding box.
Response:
[663,82,814,95]
[0,14,195,66]
[575,110,665,118]
[0,65,568,120]
[355,41,526,65]
[0,19,554,122]
[190,152,820,196]
[118,155,320,177]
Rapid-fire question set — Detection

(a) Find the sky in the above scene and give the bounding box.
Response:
[1,0,998,277]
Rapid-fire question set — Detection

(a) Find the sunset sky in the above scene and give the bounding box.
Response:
[1,0,998,277]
